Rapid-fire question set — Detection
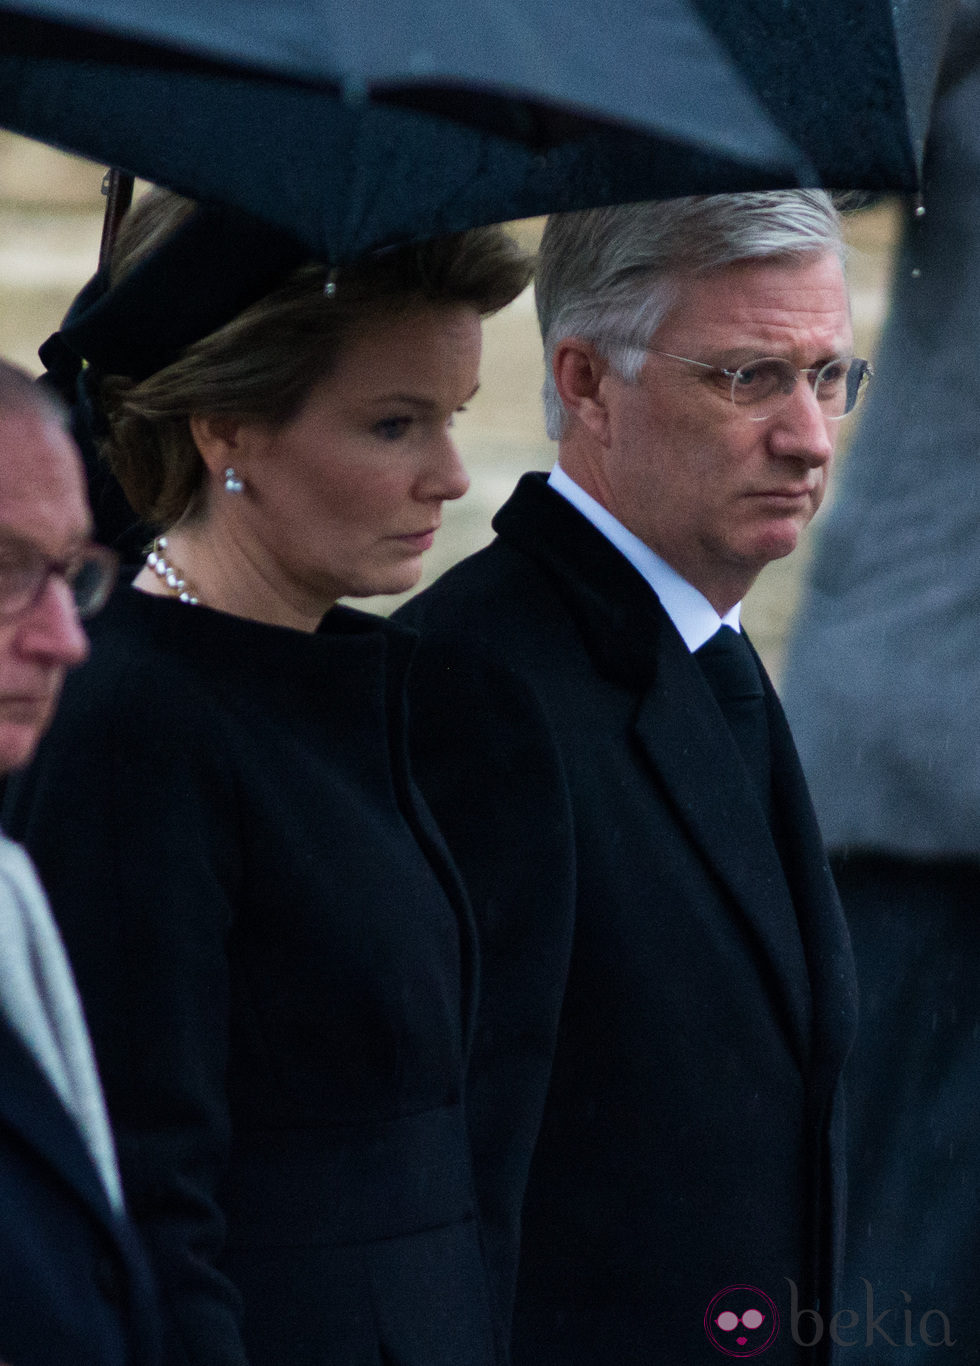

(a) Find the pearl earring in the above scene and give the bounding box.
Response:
[223,467,245,495]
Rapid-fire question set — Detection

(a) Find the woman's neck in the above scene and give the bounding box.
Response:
[134,522,332,632]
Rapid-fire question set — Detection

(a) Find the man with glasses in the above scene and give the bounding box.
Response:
[0,360,156,1366]
[398,192,863,1364]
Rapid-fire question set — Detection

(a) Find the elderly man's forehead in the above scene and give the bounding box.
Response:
[0,406,90,533]
[0,403,71,459]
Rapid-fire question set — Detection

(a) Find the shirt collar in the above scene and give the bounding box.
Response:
[547,463,741,652]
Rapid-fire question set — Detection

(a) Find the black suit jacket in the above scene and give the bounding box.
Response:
[396,473,858,1365]
[0,1013,160,1366]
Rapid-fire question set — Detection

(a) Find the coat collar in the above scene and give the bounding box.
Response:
[493,473,668,687]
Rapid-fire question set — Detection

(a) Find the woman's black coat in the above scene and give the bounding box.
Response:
[4,587,501,1366]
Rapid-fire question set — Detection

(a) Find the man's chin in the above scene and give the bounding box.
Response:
[746,519,807,567]
[0,723,49,776]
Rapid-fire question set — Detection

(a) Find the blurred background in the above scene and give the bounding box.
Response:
[0,130,900,677]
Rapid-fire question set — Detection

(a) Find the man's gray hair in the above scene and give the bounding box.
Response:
[536,191,846,441]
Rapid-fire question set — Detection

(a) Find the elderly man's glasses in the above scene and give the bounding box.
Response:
[613,344,873,422]
[0,533,119,623]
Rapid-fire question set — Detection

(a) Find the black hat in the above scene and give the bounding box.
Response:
[37,199,313,558]
[41,199,312,386]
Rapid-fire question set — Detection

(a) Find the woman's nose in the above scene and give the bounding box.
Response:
[420,436,471,502]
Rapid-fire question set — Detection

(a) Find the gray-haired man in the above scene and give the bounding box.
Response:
[398,192,863,1364]
[0,360,158,1366]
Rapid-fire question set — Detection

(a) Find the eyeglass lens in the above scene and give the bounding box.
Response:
[0,545,118,622]
[70,550,118,618]
[732,357,870,420]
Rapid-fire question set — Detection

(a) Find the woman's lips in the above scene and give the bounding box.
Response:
[392,529,437,550]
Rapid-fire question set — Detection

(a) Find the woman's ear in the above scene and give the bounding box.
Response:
[188,413,245,479]
[552,338,612,445]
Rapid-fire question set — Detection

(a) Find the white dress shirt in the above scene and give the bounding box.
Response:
[548,464,742,651]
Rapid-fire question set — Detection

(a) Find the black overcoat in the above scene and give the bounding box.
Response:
[3,587,502,1366]
[0,1012,160,1366]
[396,473,858,1366]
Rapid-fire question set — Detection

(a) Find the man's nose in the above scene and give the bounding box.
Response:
[767,380,836,465]
[16,576,90,667]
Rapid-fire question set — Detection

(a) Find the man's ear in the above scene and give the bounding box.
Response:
[552,338,612,445]
[188,413,246,479]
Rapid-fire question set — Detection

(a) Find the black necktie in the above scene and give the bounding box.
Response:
[694,626,772,821]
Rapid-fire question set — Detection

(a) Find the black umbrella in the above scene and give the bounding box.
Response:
[0,0,956,252]
[0,0,951,553]
[691,0,957,192]
[0,0,806,150]
[0,0,815,265]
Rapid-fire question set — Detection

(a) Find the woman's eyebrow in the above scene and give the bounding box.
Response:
[365,382,480,410]
[367,393,438,411]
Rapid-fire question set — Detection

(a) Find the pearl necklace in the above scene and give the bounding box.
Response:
[145,536,201,605]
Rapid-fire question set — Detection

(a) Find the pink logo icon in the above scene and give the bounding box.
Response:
[705,1285,780,1357]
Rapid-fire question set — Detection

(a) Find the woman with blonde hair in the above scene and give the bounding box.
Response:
[6,189,532,1366]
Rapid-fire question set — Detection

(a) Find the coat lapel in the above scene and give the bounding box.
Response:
[0,1012,118,1231]
[765,685,858,1303]
[766,688,858,1086]
[633,628,813,1066]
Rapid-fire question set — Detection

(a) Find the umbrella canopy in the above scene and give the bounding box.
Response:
[691,0,957,191]
[0,0,807,151]
[0,0,956,226]
[0,1,958,265]
[0,0,812,262]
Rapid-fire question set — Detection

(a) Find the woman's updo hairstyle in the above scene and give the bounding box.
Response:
[100,188,533,526]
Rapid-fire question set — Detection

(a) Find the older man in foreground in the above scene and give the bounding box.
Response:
[0,360,158,1366]
[398,192,864,1365]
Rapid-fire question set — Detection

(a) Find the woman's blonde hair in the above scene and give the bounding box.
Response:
[100,189,533,524]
